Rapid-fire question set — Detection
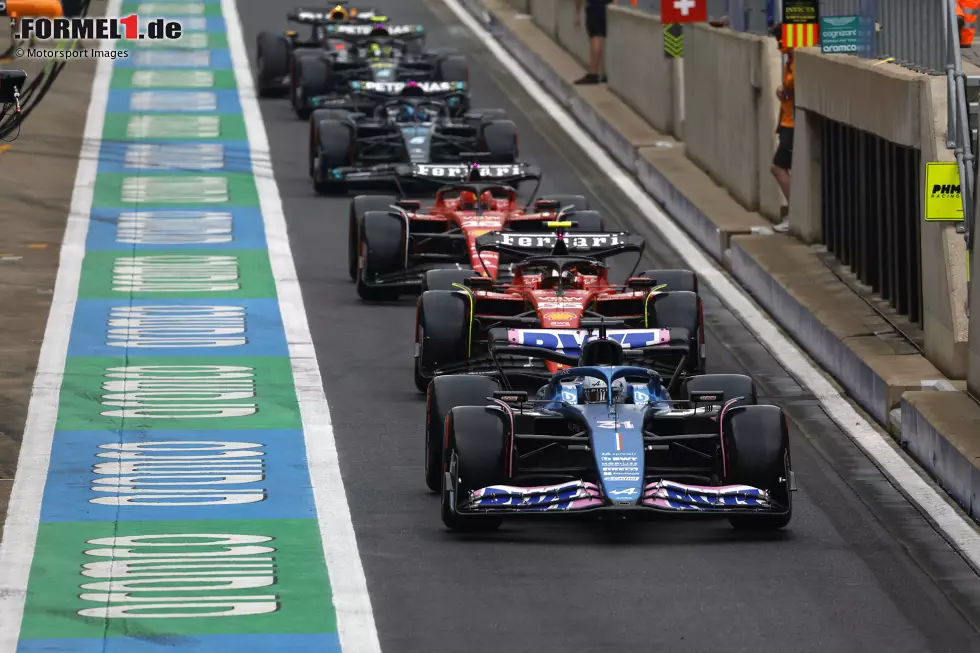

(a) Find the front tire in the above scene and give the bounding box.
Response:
[356,211,404,301]
[723,405,792,530]
[441,406,507,531]
[349,195,398,281]
[425,375,500,491]
[312,119,353,196]
[256,32,291,97]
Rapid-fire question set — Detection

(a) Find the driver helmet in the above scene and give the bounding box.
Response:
[479,190,495,210]
[367,42,392,58]
[581,376,627,403]
[395,104,414,122]
[459,191,478,210]
[329,5,349,19]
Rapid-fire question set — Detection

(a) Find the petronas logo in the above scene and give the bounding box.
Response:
[663,23,683,59]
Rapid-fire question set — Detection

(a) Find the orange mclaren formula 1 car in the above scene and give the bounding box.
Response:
[412,223,705,392]
[348,162,608,300]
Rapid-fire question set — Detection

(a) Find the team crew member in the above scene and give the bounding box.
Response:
[771,28,794,232]
[573,0,612,85]
[959,0,977,48]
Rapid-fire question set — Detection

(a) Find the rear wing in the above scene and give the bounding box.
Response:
[474,230,644,260]
[348,80,468,97]
[287,8,378,25]
[487,326,692,390]
[323,23,425,38]
[394,161,541,191]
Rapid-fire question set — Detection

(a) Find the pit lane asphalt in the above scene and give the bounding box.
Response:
[238,0,980,650]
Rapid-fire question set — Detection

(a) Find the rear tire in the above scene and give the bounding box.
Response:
[566,209,603,232]
[422,269,476,293]
[256,32,291,97]
[537,194,589,213]
[415,290,471,391]
[356,211,404,301]
[644,291,704,374]
[293,55,330,120]
[636,269,698,294]
[349,195,398,281]
[684,373,756,409]
[312,119,353,196]
[481,120,518,163]
[441,406,507,531]
[425,375,500,491]
[436,54,469,82]
[723,405,792,530]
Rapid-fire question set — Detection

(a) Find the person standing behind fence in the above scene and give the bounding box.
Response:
[573,0,611,84]
[771,29,794,233]
[958,0,977,48]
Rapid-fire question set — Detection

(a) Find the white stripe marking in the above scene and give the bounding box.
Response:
[222,0,383,651]
[440,0,980,566]
[0,0,119,647]
[130,91,218,112]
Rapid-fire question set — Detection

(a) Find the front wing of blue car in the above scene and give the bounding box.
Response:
[451,479,785,516]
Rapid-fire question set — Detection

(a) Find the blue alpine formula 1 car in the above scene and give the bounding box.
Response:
[427,336,795,532]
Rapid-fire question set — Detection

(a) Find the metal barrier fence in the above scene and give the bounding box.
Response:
[820,119,923,325]
[630,0,950,74]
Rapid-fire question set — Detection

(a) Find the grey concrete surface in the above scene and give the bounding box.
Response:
[0,4,103,540]
[239,0,980,649]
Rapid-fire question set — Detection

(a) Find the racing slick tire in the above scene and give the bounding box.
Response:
[435,53,469,82]
[481,120,518,163]
[349,195,398,280]
[293,55,331,120]
[722,405,792,530]
[635,269,698,295]
[425,375,500,492]
[312,119,354,196]
[415,290,471,392]
[421,269,476,293]
[566,209,603,232]
[684,373,757,409]
[356,211,405,301]
[442,406,507,531]
[256,32,291,97]
[644,290,705,375]
[288,49,320,111]
[309,109,353,177]
[537,194,590,213]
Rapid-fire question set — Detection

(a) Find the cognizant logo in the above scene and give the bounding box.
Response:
[16,15,183,40]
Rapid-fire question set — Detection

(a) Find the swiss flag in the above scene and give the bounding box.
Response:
[660,0,708,23]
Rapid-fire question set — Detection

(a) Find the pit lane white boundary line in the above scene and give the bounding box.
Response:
[439,0,980,568]
[0,0,119,645]
[222,0,383,650]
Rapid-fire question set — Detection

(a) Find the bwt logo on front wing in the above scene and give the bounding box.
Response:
[16,15,182,40]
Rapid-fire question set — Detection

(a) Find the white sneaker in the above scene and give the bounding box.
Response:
[773,218,790,233]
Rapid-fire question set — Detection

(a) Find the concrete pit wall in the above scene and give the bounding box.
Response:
[791,48,968,381]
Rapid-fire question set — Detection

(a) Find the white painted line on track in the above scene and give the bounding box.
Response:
[440,0,980,568]
[0,0,120,647]
[221,0,383,651]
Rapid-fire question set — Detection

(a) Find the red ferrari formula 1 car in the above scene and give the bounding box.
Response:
[348,162,605,300]
[412,223,704,392]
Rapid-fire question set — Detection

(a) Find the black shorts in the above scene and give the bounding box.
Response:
[773,126,794,170]
[585,2,608,37]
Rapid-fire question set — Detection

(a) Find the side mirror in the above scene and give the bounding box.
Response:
[0,70,27,104]
[626,277,657,289]
[535,199,560,212]
[492,390,528,405]
[465,276,494,289]
[689,390,724,407]
[395,199,422,211]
